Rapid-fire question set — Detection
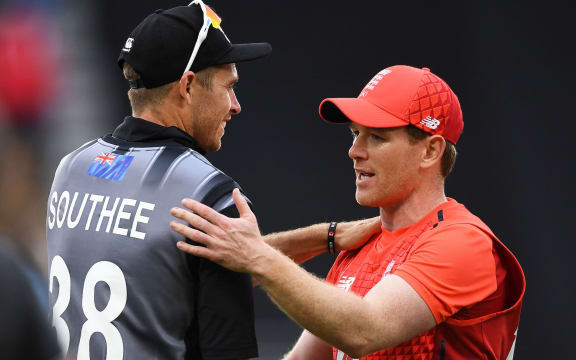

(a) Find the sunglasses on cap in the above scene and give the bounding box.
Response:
[183,0,225,74]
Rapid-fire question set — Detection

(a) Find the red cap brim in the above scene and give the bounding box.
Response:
[319,98,408,128]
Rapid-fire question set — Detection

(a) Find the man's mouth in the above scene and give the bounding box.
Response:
[358,172,374,180]
[356,169,375,181]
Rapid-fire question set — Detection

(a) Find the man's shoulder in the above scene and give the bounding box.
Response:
[94,135,235,188]
[153,148,246,211]
[166,147,221,178]
[437,198,495,236]
[424,223,492,243]
[412,222,494,264]
[159,147,238,189]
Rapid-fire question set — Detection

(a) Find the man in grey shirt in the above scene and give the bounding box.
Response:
[46,2,271,358]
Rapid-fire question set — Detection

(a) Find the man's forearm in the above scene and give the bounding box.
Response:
[252,250,387,358]
[263,217,381,264]
[263,223,329,264]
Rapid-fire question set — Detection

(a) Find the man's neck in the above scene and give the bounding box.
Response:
[135,107,185,131]
[379,183,447,232]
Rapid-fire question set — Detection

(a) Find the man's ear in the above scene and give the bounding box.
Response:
[421,135,445,170]
[179,71,196,105]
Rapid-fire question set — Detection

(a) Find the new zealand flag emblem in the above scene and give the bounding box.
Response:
[88,152,134,181]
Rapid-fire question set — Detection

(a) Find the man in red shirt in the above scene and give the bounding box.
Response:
[170,65,525,359]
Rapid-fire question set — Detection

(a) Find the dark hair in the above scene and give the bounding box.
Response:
[404,125,457,178]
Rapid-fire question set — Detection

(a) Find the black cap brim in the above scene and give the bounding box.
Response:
[213,42,272,66]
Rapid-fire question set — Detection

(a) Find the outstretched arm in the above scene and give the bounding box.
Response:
[282,331,332,360]
[170,190,435,358]
[263,217,381,264]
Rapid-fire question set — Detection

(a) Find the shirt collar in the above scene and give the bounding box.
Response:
[111,116,206,154]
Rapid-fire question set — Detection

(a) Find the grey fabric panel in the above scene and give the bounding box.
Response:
[46,138,256,359]
[142,147,189,188]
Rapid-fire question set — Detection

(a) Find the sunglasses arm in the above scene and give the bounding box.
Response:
[183,0,210,74]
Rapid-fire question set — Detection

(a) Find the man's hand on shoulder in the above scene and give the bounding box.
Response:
[335,217,381,251]
[170,188,279,274]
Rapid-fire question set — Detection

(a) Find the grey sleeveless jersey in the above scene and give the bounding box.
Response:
[46,136,257,360]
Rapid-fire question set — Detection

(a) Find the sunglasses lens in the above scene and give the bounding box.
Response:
[205,6,222,28]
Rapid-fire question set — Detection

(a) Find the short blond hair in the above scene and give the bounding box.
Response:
[122,63,216,114]
[122,64,173,114]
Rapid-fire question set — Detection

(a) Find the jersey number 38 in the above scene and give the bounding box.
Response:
[49,256,127,359]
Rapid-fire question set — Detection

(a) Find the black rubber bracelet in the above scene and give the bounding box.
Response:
[328,221,338,255]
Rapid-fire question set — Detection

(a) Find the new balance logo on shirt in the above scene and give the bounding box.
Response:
[336,276,355,292]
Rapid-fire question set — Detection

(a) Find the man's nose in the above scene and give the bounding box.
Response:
[230,89,241,115]
[348,138,367,160]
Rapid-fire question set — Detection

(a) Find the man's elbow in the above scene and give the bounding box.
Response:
[337,336,378,359]
[337,329,400,358]
[339,347,366,359]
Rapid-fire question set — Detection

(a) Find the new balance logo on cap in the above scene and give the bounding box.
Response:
[419,116,440,130]
[122,38,134,52]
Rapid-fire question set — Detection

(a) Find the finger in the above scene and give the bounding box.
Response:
[181,198,227,226]
[232,188,253,219]
[176,241,217,260]
[171,207,220,235]
[170,221,213,246]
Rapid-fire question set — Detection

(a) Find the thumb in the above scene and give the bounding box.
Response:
[232,188,253,219]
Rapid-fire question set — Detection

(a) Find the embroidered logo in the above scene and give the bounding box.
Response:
[359,69,392,97]
[122,38,134,52]
[336,276,356,292]
[419,115,440,129]
[383,260,395,277]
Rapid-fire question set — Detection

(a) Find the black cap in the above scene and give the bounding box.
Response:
[118,4,272,89]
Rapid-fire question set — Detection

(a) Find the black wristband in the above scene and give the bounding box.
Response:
[328,221,338,255]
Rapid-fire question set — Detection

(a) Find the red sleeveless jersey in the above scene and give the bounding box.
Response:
[326,199,525,360]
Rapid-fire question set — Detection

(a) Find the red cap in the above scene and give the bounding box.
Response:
[319,65,463,144]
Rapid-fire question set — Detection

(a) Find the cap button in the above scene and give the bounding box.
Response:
[154,9,164,14]
[422,67,431,72]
